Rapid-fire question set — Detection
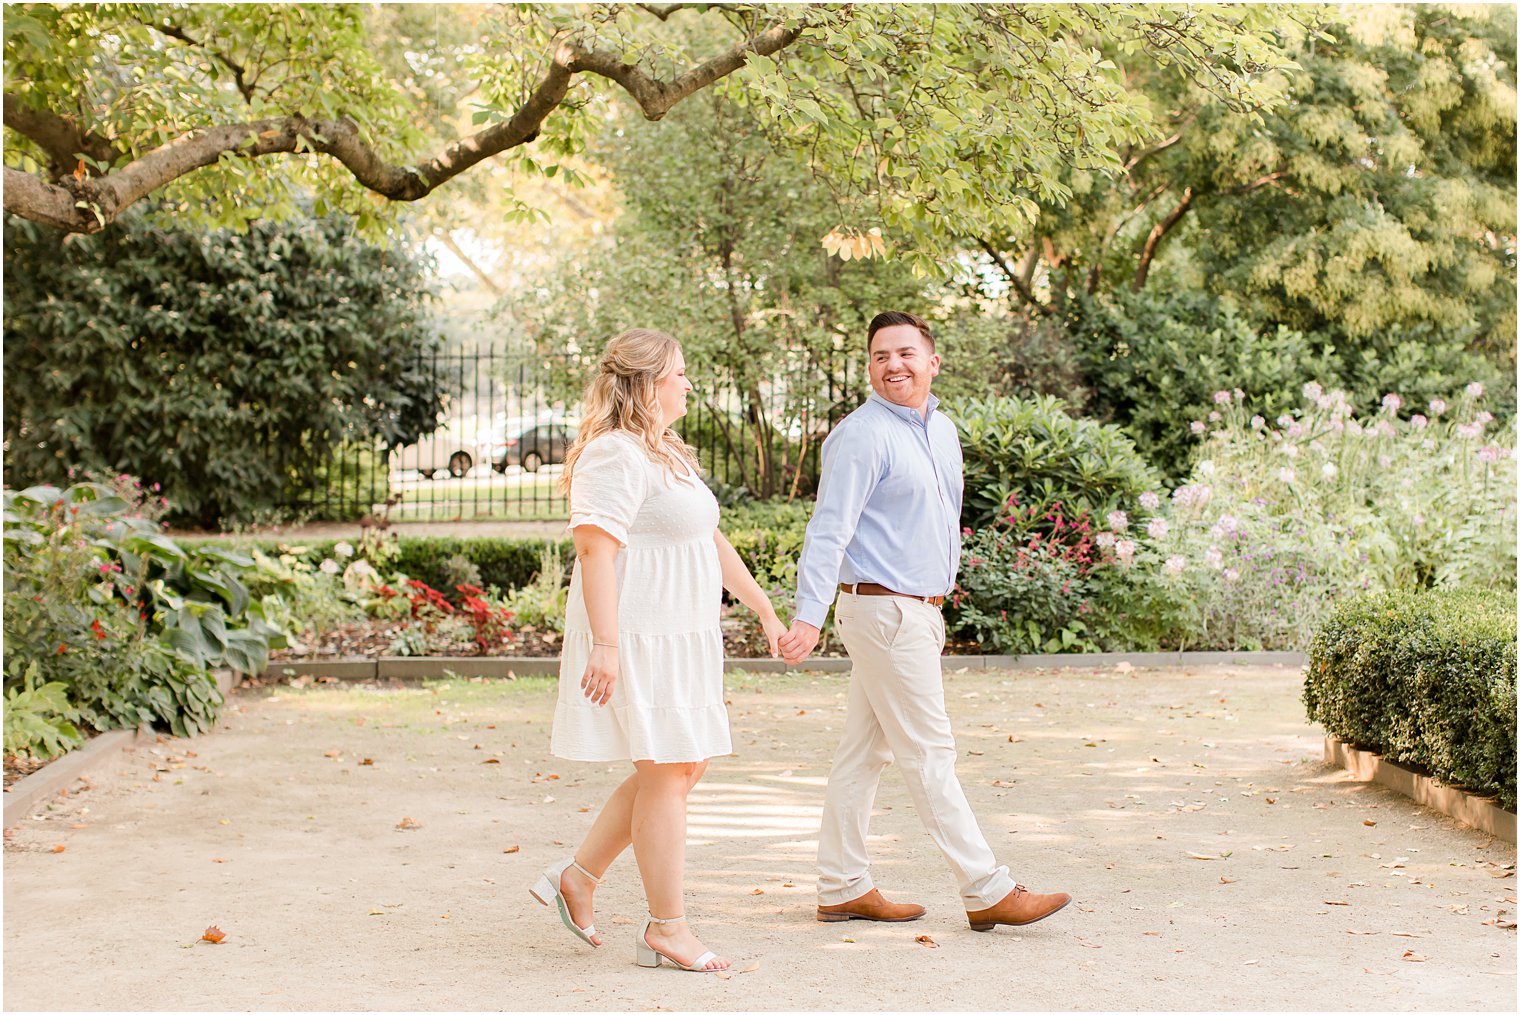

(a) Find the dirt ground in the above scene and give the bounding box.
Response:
[4,663,1515,1012]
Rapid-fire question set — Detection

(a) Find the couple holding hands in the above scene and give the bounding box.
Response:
[529,313,1071,972]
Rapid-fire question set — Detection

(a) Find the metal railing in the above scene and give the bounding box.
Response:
[285,342,864,522]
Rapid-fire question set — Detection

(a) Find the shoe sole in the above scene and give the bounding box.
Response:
[816,910,926,923]
[967,896,1073,931]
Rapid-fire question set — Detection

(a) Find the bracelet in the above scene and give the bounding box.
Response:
[593,641,617,648]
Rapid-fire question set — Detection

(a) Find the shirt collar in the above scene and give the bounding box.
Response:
[868,391,939,426]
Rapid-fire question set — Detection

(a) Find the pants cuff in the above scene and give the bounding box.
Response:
[816,875,876,907]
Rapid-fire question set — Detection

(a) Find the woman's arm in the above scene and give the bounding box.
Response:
[714,530,785,657]
[573,524,622,705]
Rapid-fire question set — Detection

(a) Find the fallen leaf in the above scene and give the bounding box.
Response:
[201,925,226,944]
[750,888,765,895]
[323,750,340,758]
[1363,819,1377,827]
[503,845,520,854]
[1187,852,1229,860]
[396,817,422,830]
[481,758,500,764]
[1401,950,1427,962]
[841,936,855,943]
[1390,931,1426,938]
[1218,877,1236,885]
[68,823,87,829]
[211,858,227,863]
[1324,900,1349,906]
[50,844,65,853]
[737,960,761,973]
[368,908,384,916]
[915,934,938,948]
[1076,937,1102,949]
[360,758,374,766]
[1346,930,1379,935]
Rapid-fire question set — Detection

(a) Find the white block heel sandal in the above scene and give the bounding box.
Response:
[635,913,723,972]
[528,856,604,948]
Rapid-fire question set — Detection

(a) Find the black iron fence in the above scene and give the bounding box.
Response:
[285,342,864,522]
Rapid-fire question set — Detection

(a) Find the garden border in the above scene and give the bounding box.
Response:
[4,653,1307,829]
[1323,735,1516,843]
[2,668,238,828]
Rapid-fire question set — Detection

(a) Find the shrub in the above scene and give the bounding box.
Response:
[3,665,84,760]
[952,394,1160,533]
[389,536,570,597]
[2,480,287,741]
[1303,588,1517,809]
[2,212,445,528]
[504,542,570,634]
[1100,381,1516,649]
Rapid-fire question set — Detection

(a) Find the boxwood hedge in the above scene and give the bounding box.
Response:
[1303,588,1517,810]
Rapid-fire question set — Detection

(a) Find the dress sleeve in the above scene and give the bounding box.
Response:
[567,435,649,547]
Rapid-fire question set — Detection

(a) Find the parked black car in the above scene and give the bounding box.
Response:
[492,421,577,473]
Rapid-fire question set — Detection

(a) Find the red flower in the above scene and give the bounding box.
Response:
[92,618,106,640]
[56,642,67,654]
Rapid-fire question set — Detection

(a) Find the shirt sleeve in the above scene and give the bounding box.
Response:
[567,435,649,547]
[793,422,885,628]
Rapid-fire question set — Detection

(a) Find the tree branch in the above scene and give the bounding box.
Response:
[977,238,1052,315]
[1,15,809,233]
[436,231,505,297]
[3,94,122,179]
[149,21,257,103]
[1132,186,1193,291]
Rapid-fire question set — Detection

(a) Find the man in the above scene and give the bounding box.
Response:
[778,311,1071,932]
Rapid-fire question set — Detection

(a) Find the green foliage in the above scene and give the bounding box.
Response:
[2,212,446,528]
[389,536,573,598]
[1304,588,1517,809]
[503,542,570,635]
[3,665,84,760]
[951,395,1160,532]
[2,480,286,744]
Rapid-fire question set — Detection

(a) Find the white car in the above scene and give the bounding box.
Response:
[390,430,485,479]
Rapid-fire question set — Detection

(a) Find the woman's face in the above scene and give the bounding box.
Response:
[656,348,693,427]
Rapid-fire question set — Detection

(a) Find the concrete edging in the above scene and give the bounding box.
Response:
[265,650,1308,681]
[1324,735,1517,843]
[3,667,238,828]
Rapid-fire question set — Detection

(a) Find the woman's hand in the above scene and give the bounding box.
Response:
[581,644,618,706]
[761,612,787,659]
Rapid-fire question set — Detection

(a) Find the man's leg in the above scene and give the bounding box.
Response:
[816,653,893,906]
[846,595,1016,910]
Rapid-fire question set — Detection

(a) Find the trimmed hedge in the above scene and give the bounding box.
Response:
[1304,589,1517,810]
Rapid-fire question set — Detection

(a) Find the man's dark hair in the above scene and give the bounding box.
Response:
[866,311,935,351]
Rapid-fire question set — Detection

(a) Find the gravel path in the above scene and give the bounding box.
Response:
[4,663,1514,1011]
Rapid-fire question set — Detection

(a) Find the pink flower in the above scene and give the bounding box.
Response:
[1208,411,1221,422]
[1277,467,1295,484]
[1429,398,1447,415]
[1147,518,1169,539]
[1106,510,1129,533]
[1380,393,1402,413]
[1466,382,1485,398]
[1302,381,1323,401]
[1213,390,1232,404]
[1478,445,1511,462]
[1139,491,1160,510]
[1203,547,1223,569]
[1190,421,1207,435]
[1457,423,1482,439]
[1163,555,1187,576]
[1114,539,1136,565]
[1250,415,1265,430]
[1222,568,1240,583]
[1475,410,1494,425]
[1410,414,1428,429]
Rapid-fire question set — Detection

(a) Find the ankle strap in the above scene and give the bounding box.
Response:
[569,859,605,886]
[646,912,686,924]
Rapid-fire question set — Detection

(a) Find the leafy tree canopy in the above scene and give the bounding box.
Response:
[970,3,1517,360]
[3,2,1310,267]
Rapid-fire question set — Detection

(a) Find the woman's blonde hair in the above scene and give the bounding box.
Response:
[560,328,701,492]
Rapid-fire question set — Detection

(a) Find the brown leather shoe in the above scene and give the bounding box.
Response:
[966,884,1072,931]
[816,888,926,923]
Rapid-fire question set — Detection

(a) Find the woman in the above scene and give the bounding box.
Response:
[529,328,785,972]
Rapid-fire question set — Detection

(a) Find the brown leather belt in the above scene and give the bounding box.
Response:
[840,582,946,607]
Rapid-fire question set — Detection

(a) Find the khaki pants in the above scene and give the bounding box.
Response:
[817,592,1016,910]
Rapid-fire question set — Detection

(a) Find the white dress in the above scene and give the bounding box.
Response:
[550,431,730,763]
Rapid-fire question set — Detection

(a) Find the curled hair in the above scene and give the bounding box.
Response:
[560,328,701,493]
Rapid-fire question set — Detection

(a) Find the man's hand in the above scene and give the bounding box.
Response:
[778,620,821,665]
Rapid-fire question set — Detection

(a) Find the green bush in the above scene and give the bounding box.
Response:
[2,480,286,745]
[1303,588,1517,809]
[951,394,1160,533]
[2,212,445,528]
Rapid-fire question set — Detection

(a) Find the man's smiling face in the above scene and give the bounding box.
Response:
[867,323,941,410]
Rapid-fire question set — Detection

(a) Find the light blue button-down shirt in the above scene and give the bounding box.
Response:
[793,392,964,629]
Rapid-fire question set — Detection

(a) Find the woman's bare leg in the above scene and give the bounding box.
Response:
[631,759,728,969]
